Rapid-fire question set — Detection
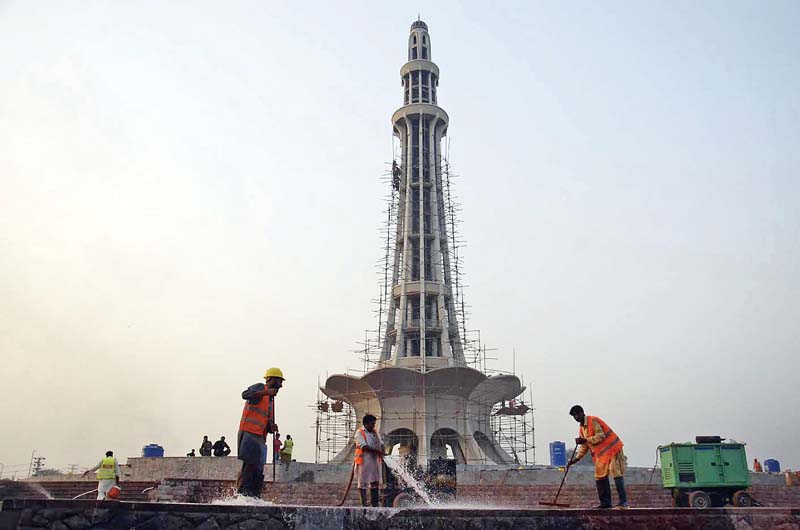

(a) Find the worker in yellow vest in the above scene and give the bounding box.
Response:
[567,405,629,509]
[83,450,120,500]
[280,435,294,469]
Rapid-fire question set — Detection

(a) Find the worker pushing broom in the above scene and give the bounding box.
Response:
[541,405,629,509]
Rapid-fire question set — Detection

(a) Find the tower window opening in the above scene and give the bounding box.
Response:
[424,246,433,280]
[425,295,438,325]
[422,47,428,60]
[411,188,420,232]
[411,47,418,60]
[422,130,430,177]
[410,240,420,280]
[407,335,421,356]
[425,336,439,357]
[409,296,420,325]
[423,35,427,45]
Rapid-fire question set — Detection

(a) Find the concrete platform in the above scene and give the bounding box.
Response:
[2,499,799,530]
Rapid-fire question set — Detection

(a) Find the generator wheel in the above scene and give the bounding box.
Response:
[392,493,416,508]
[732,491,753,507]
[689,491,711,509]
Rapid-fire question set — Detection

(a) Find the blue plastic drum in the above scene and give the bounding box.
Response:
[550,441,567,467]
[142,444,165,458]
[764,459,780,473]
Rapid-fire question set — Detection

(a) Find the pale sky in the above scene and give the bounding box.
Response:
[1,0,798,476]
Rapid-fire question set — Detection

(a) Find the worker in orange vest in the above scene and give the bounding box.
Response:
[567,405,628,509]
[354,414,385,507]
[753,458,763,472]
[236,367,284,497]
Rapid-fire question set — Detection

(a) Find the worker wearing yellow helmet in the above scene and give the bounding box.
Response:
[236,367,285,497]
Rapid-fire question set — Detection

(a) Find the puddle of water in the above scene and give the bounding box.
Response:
[382,456,433,506]
[415,502,511,510]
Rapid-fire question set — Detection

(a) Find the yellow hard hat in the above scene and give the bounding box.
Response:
[264,367,285,380]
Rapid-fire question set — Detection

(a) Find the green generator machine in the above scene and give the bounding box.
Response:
[659,438,753,508]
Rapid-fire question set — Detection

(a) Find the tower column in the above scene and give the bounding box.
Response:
[418,110,427,366]
[429,118,451,361]
[395,117,414,361]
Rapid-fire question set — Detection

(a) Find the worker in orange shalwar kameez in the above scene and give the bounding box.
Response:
[567,405,629,509]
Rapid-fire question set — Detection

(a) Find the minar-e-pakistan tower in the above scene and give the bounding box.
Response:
[323,20,524,465]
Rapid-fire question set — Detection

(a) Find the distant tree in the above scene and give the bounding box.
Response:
[33,468,63,477]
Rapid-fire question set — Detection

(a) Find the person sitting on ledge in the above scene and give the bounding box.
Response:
[213,436,231,457]
[199,436,213,456]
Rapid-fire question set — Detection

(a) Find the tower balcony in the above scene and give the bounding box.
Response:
[400,59,439,80]
[392,103,449,130]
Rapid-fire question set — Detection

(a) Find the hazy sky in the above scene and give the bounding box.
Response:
[1,0,798,476]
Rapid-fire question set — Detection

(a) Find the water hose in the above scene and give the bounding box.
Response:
[71,489,98,500]
[336,460,356,507]
[649,447,661,484]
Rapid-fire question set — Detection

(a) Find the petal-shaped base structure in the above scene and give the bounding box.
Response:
[322,366,524,465]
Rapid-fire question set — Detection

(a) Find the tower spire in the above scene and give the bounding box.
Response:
[381,21,462,369]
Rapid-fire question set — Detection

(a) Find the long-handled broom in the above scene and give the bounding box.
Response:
[539,445,578,508]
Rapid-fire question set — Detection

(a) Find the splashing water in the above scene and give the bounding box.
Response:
[27,482,54,499]
[382,456,433,506]
[211,494,274,507]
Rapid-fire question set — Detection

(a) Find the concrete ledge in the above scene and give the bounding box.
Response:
[116,458,791,486]
[2,499,799,530]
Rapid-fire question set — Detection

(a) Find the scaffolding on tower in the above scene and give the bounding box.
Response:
[313,383,357,464]
[490,388,537,466]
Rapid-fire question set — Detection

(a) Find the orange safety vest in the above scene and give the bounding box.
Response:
[581,416,623,464]
[239,392,274,437]
[354,427,367,465]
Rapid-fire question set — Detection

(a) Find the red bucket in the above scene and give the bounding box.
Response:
[106,485,122,500]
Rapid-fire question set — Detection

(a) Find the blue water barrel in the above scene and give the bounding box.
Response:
[142,444,165,458]
[764,459,780,473]
[550,441,567,467]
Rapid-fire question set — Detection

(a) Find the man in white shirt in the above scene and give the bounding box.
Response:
[354,414,385,507]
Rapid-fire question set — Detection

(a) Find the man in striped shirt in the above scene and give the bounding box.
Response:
[567,405,629,509]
